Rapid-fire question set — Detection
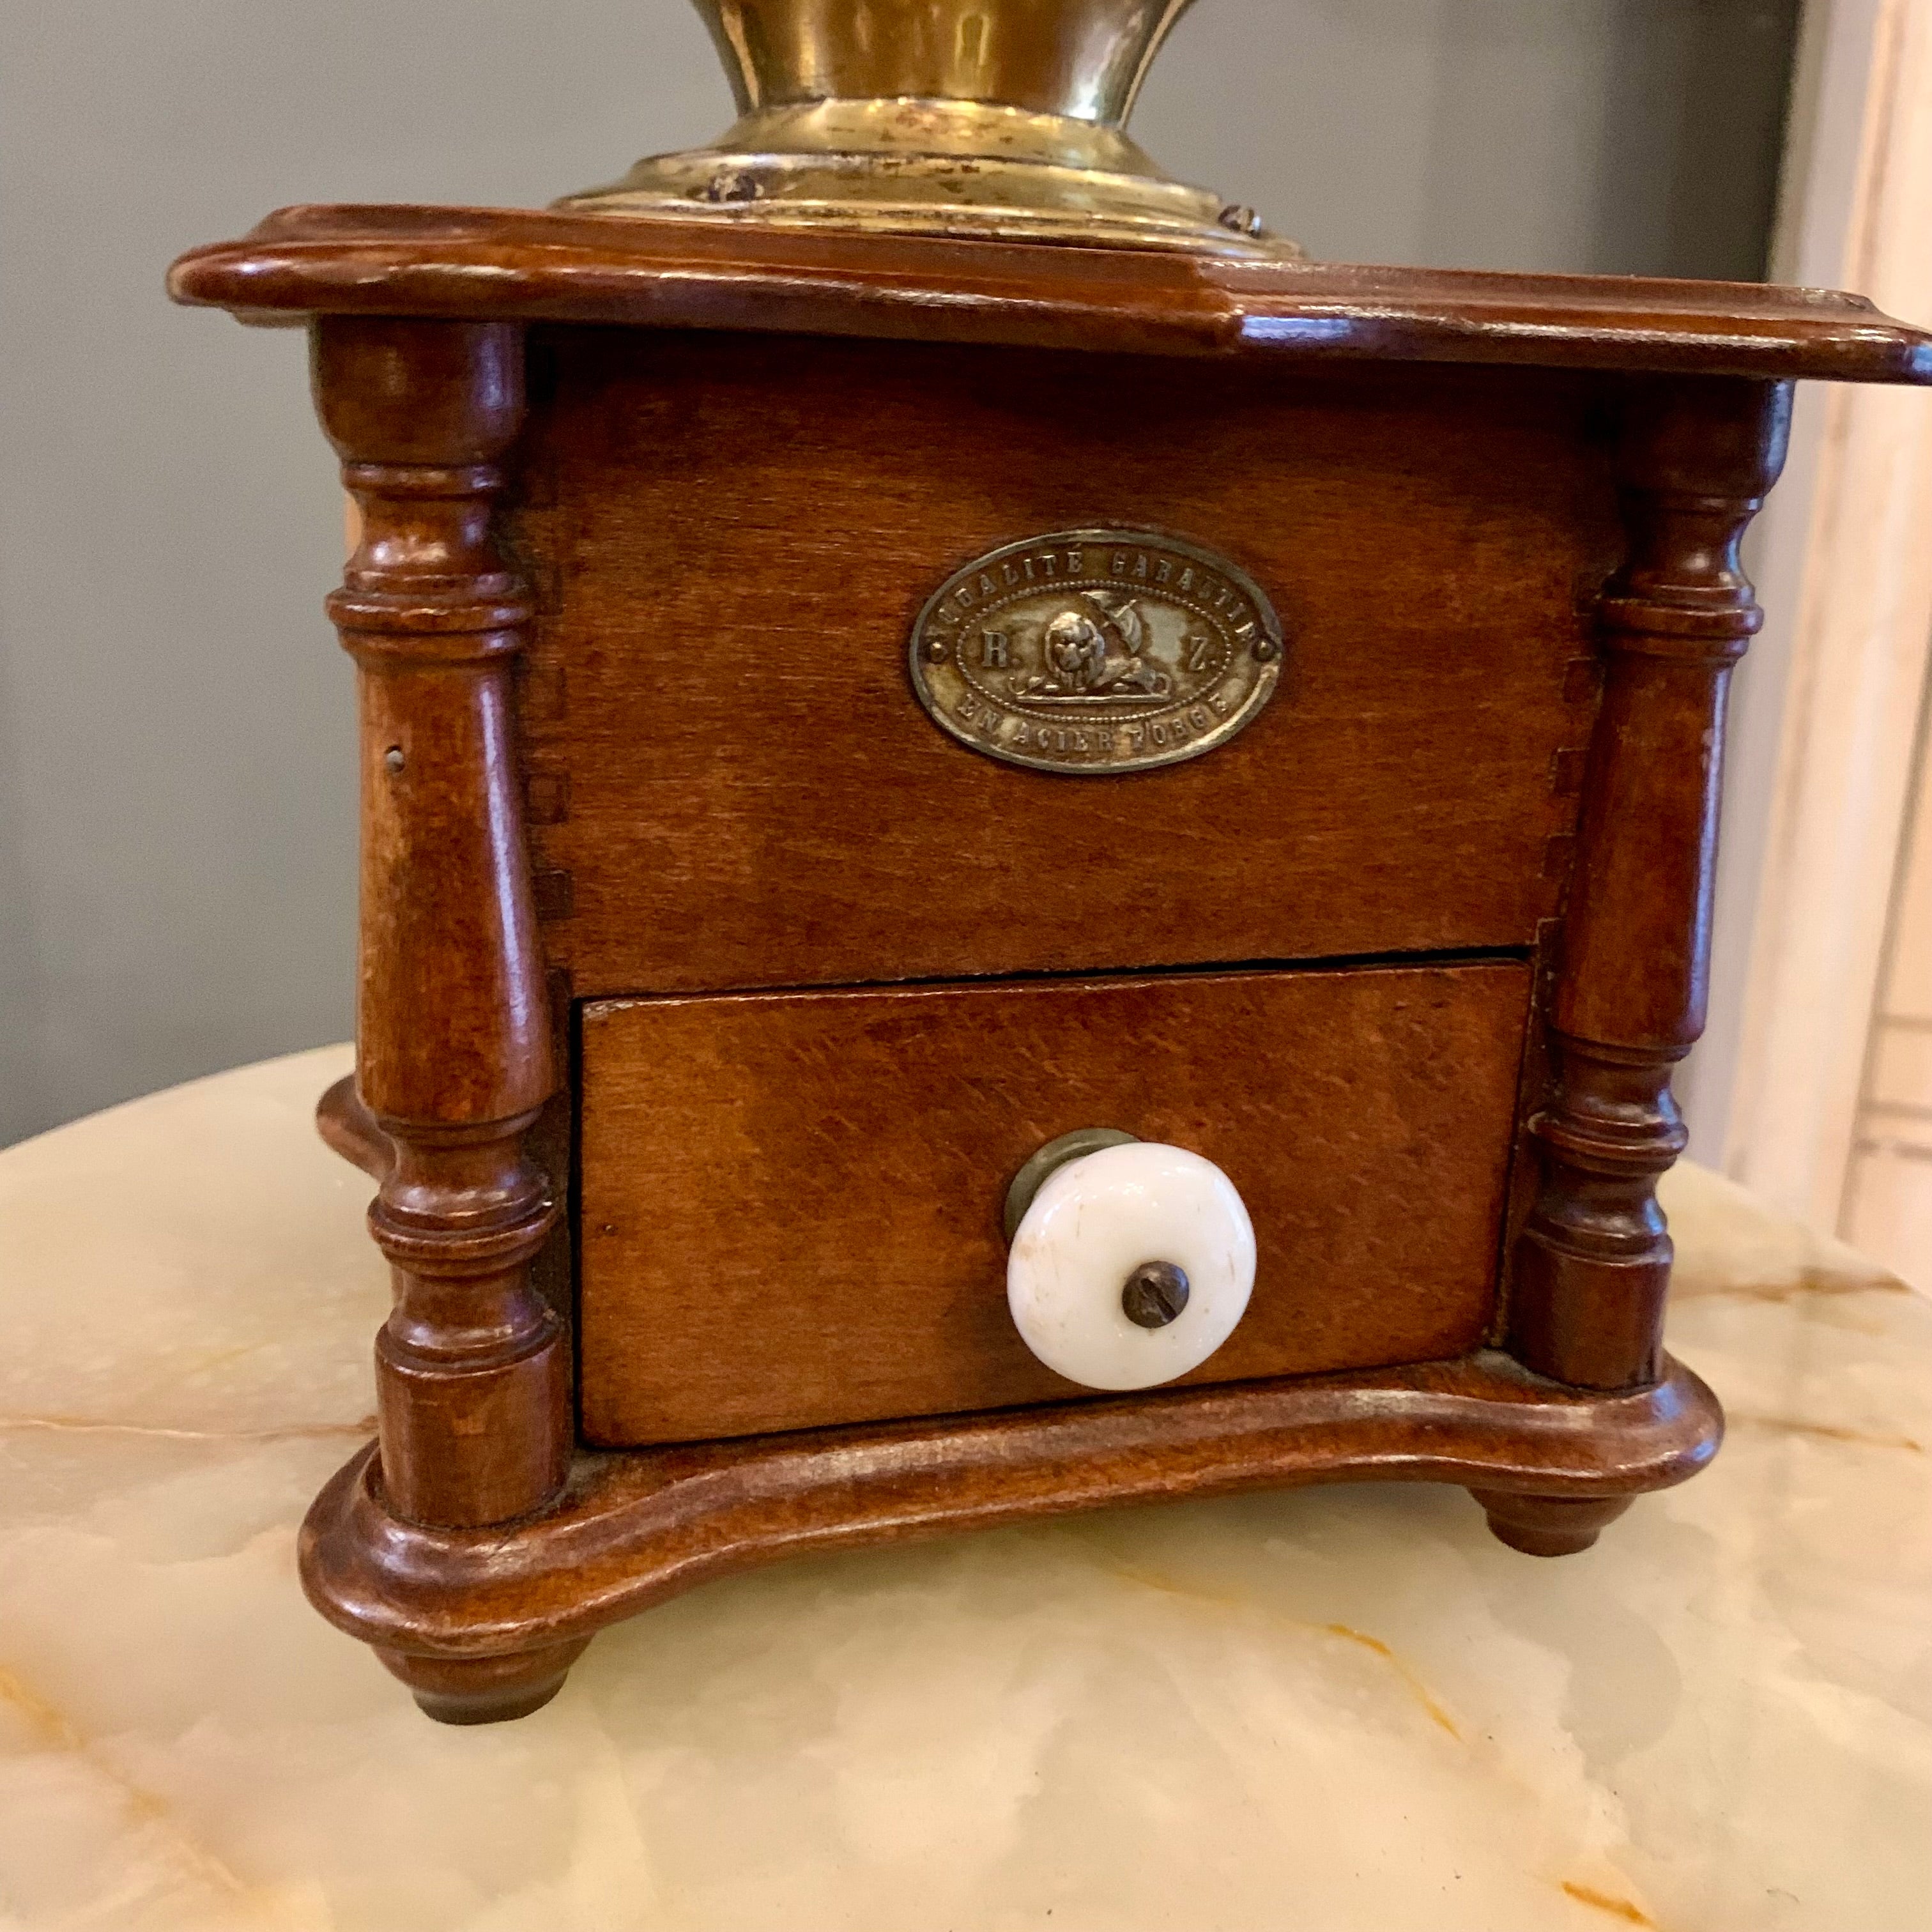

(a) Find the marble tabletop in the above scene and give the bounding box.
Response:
[1,1044,1926,1932]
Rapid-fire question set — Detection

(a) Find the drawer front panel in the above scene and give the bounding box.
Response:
[579,960,1531,1446]
[511,334,1611,994]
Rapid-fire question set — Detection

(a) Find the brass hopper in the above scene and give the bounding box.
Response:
[560,0,1291,253]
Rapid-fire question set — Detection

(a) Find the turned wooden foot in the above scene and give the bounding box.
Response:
[1470,1490,1632,1557]
[315,1073,394,1181]
[378,1639,590,1725]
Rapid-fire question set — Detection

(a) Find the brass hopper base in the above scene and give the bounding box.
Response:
[555,0,1298,256]
[558,94,1296,257]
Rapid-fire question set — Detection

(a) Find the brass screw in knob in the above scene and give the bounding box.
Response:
[1121,1261,1190,1330]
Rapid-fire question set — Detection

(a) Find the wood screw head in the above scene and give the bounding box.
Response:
[1121,1260,1190,1329]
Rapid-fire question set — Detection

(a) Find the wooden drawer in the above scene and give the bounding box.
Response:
[578,958,1532,1446]
[511,335,1611,995]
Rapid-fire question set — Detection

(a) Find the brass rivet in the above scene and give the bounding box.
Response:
[1122,1260,1190,1329]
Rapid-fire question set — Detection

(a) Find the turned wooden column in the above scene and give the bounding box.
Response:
[312,318,576,1715]
[1483,376,1791,1556]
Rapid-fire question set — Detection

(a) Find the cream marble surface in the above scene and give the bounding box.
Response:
[1,1044,1928,1932]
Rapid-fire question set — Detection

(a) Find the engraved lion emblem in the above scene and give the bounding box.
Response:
[1016,591,1172,700]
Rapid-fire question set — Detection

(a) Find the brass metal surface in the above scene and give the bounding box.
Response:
[694,0,1195,116]
[560,0,1292,255]
[1002,1128,1140,1242]
[910,529,1284,776]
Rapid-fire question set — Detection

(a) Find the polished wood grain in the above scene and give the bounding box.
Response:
[579,961,1532,1445]
[1508,377,1791,1392]
[510,337,1609,992]
[169,203,1932,385]
[300,1350,1724,1689]
[312,318,570,1541]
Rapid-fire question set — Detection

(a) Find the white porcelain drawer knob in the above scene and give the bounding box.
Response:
[1006,1136,1256,1391]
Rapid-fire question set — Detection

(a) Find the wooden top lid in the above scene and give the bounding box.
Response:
[169,203,1932,385]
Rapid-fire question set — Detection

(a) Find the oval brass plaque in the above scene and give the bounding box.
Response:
[908,529,1283,775]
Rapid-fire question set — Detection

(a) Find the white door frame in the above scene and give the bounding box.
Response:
[1680,0,1932,1232]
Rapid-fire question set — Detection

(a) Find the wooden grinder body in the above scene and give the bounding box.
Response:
[169,206,1932,1721]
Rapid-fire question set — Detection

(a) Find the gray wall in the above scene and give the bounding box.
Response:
[0,0,1800,1145]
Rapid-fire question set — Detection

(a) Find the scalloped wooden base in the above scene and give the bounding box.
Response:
[301,1349,1721,1723]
